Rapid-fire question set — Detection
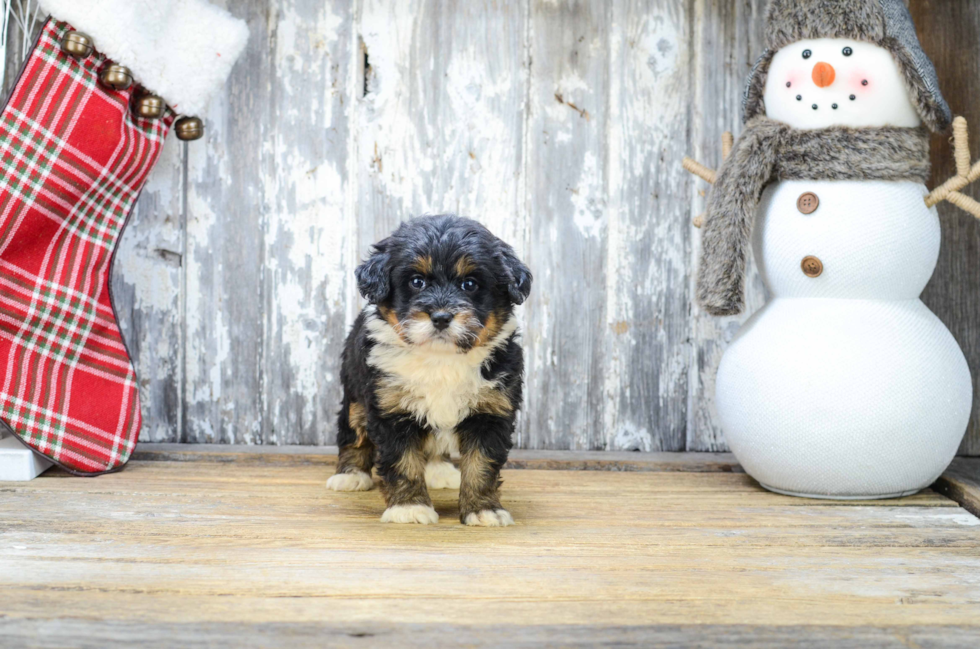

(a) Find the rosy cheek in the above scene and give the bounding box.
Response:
[784,70,805,89]
[848,70,873,94]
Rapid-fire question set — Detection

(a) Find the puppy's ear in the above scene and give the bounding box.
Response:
[497,248,532,305]
[356,244,392,304]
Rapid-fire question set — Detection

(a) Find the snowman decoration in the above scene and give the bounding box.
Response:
[684,0,980,499]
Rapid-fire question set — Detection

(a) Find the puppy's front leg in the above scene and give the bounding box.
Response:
[456,414,515,527]
[375,415,438,525]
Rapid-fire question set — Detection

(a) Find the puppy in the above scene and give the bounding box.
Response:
[326,215,532,526]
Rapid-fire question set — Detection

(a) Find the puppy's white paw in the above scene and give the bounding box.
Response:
[424,460,461,490]
[463,509,515,527]
[326,471,374,492]
[381,504,439,525]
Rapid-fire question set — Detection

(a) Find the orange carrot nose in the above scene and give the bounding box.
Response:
[812,62,836,88]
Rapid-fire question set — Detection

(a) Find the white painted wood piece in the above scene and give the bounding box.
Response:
[0,431,52,481]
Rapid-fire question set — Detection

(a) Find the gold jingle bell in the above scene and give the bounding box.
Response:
[100,64,134,91]
[134,94,166,120]
[174,116,204,141]
[61,31,94,59]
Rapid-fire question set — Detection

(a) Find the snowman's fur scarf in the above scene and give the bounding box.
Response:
[744,0,951,133]
[697,116,930,316]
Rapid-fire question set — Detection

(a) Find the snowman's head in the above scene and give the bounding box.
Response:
[743,0,951,133]
[763,38,919,129]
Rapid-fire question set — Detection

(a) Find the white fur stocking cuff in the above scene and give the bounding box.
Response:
[38,0,248,116]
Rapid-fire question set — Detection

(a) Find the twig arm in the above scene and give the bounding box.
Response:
[722,132,734,160]
[682,157,716,184]
[926,117,980,219]
[946,192,980,220]
[682,132,733,228]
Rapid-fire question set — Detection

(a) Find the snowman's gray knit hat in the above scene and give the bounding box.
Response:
[743,0,952,132]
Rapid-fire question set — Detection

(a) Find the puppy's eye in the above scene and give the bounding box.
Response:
[842,47,853,57]
[410,276,426,290]
[460,279,478,293]
[802,49,812,59]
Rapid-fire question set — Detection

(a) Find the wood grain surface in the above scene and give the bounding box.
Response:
[1,460,979,646]
[1,0,978,453]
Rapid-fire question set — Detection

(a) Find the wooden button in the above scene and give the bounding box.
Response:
[801,256,824,278]
[797,192,820,214]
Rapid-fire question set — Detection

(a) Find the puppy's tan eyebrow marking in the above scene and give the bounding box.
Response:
[454,255,476,277]
[412,256,433,274]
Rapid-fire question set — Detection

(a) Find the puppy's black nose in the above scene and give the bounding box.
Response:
[430,311,453,331]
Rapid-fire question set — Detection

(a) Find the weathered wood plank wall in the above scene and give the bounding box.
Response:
[3,0,979,453]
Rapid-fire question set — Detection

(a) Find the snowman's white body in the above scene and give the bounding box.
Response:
[714,38,973,498]
[716,180,972,498]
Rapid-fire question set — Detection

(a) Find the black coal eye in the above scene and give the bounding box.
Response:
[802,49,812,59]
[842,47,853,56]
[410,276,426,290]
[461,279,478,293]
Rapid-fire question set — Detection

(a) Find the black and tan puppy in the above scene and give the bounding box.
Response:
[326,215,531,526]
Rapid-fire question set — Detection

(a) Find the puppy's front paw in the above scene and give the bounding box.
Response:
[326,471,374,492]
[463,509,514,527]
[380,504,439,525]
[424,460,461,490]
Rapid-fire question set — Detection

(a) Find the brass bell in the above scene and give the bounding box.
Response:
[174,116,204,141]
[134,94,166,120]
[61,31,94,59]
[100,64,134,91]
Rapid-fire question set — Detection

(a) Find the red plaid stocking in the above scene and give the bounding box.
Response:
[0,20,173,474]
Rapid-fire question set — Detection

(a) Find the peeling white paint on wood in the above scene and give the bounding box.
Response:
[685,0,769,452]
[114,137,185,443]
[3,0,978,453]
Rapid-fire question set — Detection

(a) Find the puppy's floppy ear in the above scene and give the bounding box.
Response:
[356,243,392,304]
[496,247,532,305]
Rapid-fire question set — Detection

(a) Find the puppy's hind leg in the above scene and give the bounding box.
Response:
[326,401,376,492]
[425,453,461,490]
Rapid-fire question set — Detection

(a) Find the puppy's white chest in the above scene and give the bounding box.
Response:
[368,344,494,431]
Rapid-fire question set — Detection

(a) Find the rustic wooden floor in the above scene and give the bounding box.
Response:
[2,450,980,648]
